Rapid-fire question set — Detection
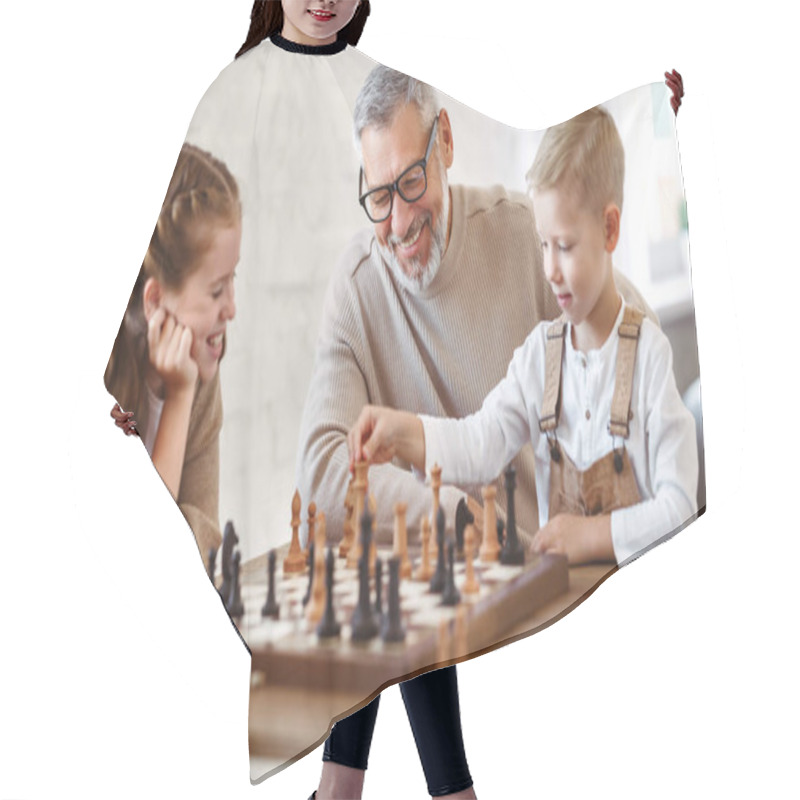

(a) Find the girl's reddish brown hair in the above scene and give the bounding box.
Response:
[236,1,371,58]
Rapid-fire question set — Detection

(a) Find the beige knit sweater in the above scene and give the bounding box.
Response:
[296,183,653,545]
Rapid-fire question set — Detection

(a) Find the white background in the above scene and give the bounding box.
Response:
[1,1,797,799]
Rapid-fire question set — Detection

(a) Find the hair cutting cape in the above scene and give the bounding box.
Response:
[105,36,703,783]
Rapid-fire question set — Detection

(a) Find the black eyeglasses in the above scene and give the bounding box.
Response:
[358,115,440,223]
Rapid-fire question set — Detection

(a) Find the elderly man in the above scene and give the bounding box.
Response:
[300,66,655,800]
[296,67,652,545]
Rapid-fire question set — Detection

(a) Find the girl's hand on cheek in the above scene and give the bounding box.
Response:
[147,307,198,397]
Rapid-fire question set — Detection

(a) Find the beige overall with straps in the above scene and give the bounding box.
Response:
[538,306,644,519]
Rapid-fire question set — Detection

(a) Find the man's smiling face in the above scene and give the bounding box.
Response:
[361,105,453,292]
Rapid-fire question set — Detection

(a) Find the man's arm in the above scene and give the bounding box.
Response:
[295,265,464,546]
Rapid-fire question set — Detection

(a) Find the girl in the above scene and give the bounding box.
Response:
[110,5,474,800]
[106,143,241,568]
[108,3,684,797]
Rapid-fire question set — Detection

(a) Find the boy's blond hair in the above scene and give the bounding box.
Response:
[526,106,624,215]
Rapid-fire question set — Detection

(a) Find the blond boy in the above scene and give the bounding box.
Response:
[348,107,698,566]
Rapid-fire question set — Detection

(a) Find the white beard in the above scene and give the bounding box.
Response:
[379,180,450,295]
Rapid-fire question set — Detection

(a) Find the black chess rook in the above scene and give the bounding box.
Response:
[441,540,461,606]
[317,548,341,639]
[381,557,405,643]
[350,510,379,641]
[429,506,447,593]
[500,466,525,565]
[261,549,280,618]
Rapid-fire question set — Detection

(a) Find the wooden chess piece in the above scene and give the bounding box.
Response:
[306,512,327,624]
[441,540,461,605]
[430,463,442,561]
[462,523,480,595]
[305,501,316,562]
[261,549,279,618]
[414,516,433,581]
[381,557,405,643]
[479,485,500,562]
[455,497,473,561]
[227,550,245,618]
[340,483,355,558]
[347,464,368,568]
[302,540,315,607]
[350,509,379,642]
[368,494,378,576]
[219,520,239,602]
[207,546,217,584]
[284,489,306,573]
[353,460,368,525]
[429,506,447,593]
[500,466,525,565]
[317,547,341,639]
[393,502,412,579]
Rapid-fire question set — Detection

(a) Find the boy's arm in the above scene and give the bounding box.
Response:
[420,333,539,486]
[532,513,615,564]
[610,328,699,565]
[348,406,426,472]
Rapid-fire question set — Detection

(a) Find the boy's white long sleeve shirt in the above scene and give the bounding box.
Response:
[420,299,699,565]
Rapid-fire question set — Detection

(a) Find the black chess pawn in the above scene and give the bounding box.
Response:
[454,498,474,561]
[429,506,447,593]
[219,520,239,603]
[500,466,525,565]
[207,547,217,584]
[317,548,341,639]
[261,549,279,619]
[227,550,245,618]
[302,541,315,607]
[351,511,379,642]
[381,557,405,643]
[441,540,461,606]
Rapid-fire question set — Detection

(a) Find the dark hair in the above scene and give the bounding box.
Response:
[236,1,371,58]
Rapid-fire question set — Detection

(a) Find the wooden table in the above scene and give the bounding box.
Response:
[247,561,614,780]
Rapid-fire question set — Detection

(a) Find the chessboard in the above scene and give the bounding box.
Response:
[240,545,567,694]
[219,463,569,696]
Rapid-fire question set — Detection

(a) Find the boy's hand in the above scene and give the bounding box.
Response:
[347,406,425,473]
[665,69,684,115]
[110,403,139,436]
[530,513,614,564]
[147,307,198,397]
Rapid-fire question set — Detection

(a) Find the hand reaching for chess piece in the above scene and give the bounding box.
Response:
[347,405,425,473]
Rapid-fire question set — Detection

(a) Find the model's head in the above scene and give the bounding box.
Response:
[237,0,371,57]
[141,144,241,382]
[527,108,625,327]
[354,66,454,293]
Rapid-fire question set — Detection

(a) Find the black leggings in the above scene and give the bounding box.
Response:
[323,665,473,797]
